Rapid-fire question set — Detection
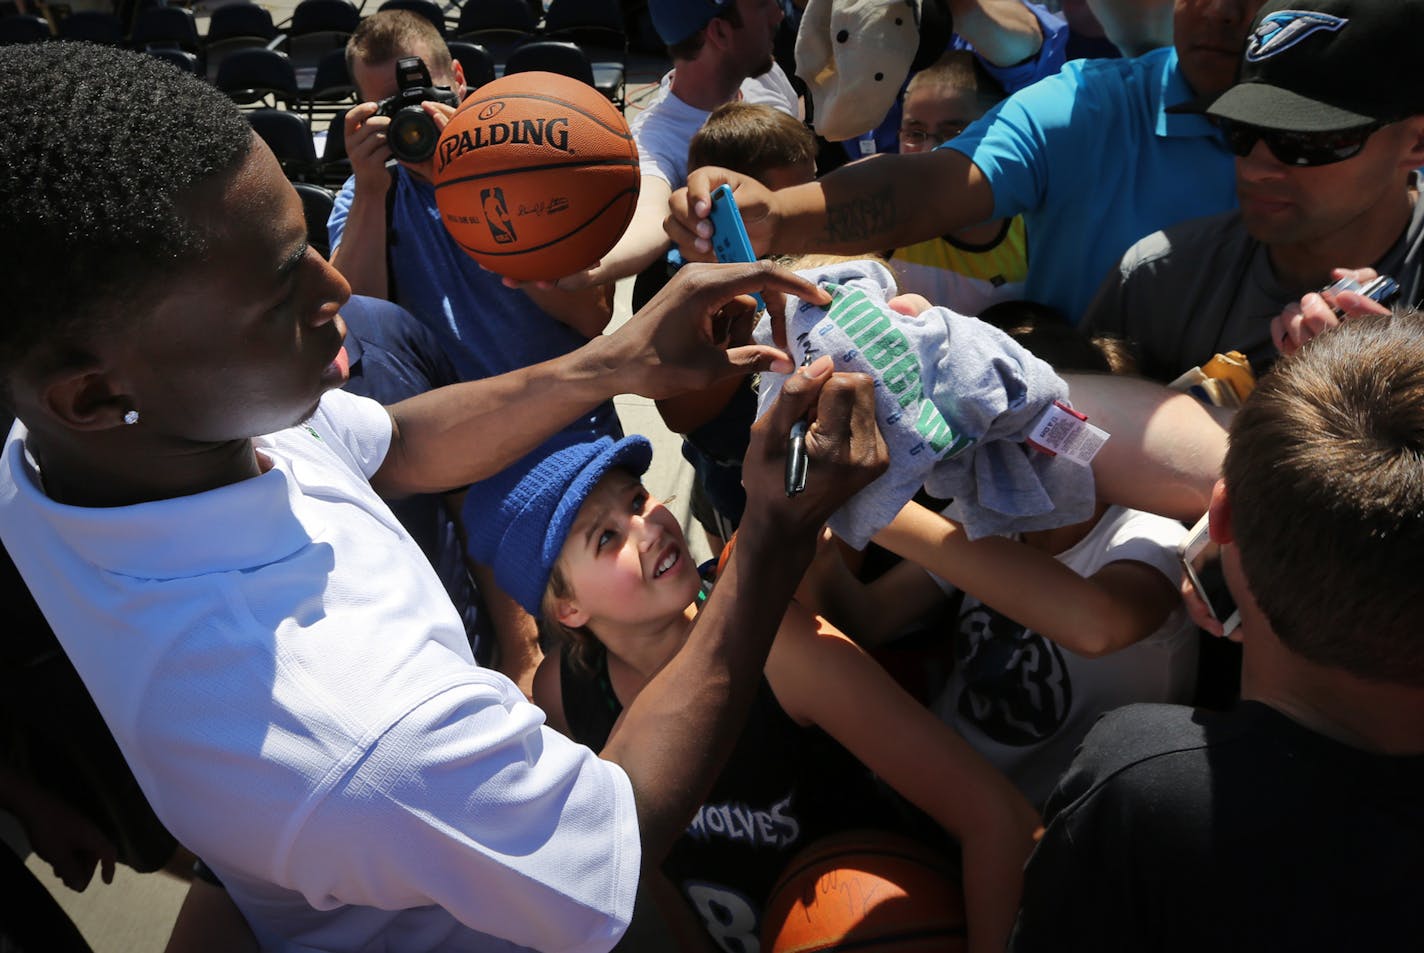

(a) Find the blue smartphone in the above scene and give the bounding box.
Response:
[708,184,765,310]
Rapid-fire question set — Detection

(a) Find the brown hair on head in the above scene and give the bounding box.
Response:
[540,560,607,676]
[346,10,453,87]
[688,101,816,185]
[905,49,1007,112]
[1225,309,1424,687]
[978,299,1139,376]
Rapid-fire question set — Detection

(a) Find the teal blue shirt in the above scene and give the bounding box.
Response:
[947,47,1237,322]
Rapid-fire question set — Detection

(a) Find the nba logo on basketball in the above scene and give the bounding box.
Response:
[480,187,517,244]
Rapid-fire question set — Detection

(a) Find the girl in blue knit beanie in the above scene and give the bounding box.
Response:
[467,435,1037,953]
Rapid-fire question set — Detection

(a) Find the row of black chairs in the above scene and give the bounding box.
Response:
[0,0,629,105]
[358,0,628,106]
[210,35,598,126]
[455,0,626,104]
[0,3,342,84]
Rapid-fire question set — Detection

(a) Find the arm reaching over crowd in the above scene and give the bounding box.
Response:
[1064,372,1230,522]
[372,262,818,496]
[668,153,996,263]
[951,0,1047,66]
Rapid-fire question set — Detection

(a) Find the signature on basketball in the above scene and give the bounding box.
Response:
[814,868,894,919]
[517,197,571,217]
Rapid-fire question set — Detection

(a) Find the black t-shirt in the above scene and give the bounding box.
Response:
[1011,701,1424,952]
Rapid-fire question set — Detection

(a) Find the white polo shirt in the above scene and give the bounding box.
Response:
[630,63,801,189]
[0,390,639,953]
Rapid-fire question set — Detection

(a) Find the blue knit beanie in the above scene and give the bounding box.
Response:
[649,0,735,46]
[466,435,654,615]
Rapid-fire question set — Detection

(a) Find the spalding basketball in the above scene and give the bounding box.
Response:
[432,71,640,281]
[762,831,968,953]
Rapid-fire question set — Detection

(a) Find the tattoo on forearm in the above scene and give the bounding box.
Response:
[822,184,897,246]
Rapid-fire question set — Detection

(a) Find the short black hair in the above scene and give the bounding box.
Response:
[0,43,253,387]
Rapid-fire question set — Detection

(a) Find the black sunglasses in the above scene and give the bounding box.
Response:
[1215,117,1390,167]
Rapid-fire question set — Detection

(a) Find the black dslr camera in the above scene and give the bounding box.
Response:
[374,57,460,163]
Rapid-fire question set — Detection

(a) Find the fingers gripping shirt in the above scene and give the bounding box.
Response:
[754,260,1094,548]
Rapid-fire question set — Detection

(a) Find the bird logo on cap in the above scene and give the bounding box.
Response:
[1246,10,1348,62]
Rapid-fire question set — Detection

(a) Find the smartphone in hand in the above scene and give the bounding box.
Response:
[1179,512,1241,637]
[1323,273,1400,314]
[708,184,766,311]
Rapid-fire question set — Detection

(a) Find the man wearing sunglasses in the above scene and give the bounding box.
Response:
[1083,0,1424,382]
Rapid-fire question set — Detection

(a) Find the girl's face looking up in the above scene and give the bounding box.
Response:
[553,471,702,631]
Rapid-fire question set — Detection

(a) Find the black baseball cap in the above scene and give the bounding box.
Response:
[1205,0,1424,132]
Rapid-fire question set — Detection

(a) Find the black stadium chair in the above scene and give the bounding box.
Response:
[293,181,336,258]
[541,0,626,105]
[204,3,280,81]
[0,14,51,45]
[289,0,361,36]
[378,0,446,36]
[206,2,279,45]
[447,40,495,93]
[303,47,357,123]
[543,0,625,47]
[504,40,594,88]
[248,107,320,182]
[454,0,536,65]
[58,11,125,45]
[130,6,200,54]
[216,46,299,109]
[319,107,353,190]
[146,46,201,74]
[283,0,361,92]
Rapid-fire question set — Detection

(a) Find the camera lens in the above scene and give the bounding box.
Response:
[388,106,438,163]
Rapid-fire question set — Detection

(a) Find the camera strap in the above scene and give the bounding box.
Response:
[384,164,401,303]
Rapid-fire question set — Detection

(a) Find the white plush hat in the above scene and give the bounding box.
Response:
[796,0,952,141]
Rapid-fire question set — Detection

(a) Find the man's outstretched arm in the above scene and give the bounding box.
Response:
[666,150,996,262]
[370,262,818,497]
[952,0,1045,67]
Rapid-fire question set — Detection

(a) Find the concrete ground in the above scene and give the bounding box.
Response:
[14,4,697,949]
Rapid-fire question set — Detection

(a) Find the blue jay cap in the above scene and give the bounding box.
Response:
[1206,0,1424,132]
[649,0,735,46]
[466,435,654,615]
